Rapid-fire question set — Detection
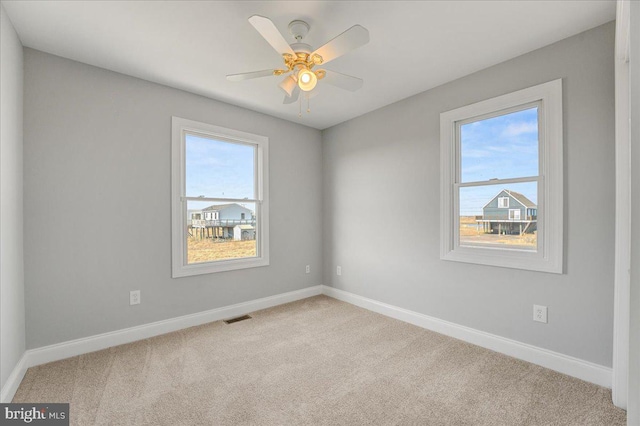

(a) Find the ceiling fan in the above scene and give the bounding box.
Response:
[227,15,369,109]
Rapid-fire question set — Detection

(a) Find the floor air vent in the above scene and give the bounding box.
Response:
[224,315,252,324]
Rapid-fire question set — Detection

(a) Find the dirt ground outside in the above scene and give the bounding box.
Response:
[187,237,256,264]
[459,216,536,250]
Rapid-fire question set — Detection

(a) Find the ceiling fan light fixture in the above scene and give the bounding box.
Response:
[297,69,317,91]
[279,75,297,96]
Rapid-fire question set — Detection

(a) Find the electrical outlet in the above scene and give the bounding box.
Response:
[337,266,342,276]
[533,305,547,323]
[130,290,141,306]
[306,265,310,274]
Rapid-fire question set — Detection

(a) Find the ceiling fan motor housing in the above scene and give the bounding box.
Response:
[290,43,312,54]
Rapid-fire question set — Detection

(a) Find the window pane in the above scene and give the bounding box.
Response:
[185,133,255,199]
[460,107,538,182]
[459,182,537,251]
[187,200,257,264]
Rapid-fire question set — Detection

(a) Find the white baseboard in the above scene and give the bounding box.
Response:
[2,283,611,402]
[0,354,28,403]
[322,285,612,388]
[4,285,322,401]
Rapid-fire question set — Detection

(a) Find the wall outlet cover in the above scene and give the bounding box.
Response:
[130,290,141,306]
[533,305,547,323]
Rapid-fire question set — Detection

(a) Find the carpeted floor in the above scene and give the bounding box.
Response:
[13,295,626,425]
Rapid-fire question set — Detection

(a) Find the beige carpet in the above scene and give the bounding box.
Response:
[13,295,625,425]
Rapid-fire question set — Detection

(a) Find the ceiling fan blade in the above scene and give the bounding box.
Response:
[279,75,297,97]
[226,69,277,82]
[248,15,296,57]
[311,25,369,65]
[322,70,363,91]
[283,86,300,104]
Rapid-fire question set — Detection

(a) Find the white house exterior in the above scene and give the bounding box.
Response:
[203,203,253,222]
[233,224,256,241]
[188,203,255,239]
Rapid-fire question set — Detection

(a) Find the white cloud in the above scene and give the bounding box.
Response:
[502,121,538,137]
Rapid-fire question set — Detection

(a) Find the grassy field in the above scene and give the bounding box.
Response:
[459,216,536,249]
[187,237,256,264]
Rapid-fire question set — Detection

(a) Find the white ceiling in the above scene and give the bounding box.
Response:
[3,1,615,130]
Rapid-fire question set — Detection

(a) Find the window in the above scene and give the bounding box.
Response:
[440,80,563,273]
[171,117,269,277]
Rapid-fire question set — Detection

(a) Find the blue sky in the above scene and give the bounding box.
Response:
[186,133,254,198]
[186,133,255,212]
[459,107,539,216]
[184,110,538,217]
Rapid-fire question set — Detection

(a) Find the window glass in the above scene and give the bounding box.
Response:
[185,133,255,199]
[460,107,538,182]
[459,182,537,251]
[187,200,257,264]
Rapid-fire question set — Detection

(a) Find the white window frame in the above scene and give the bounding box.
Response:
[498,197,510,208]
[440,79,563,274]
[171,117,269,277]
[509,209,521,220]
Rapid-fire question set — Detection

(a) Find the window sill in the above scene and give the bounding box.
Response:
[172,257,269,278]
[441,246,562,274]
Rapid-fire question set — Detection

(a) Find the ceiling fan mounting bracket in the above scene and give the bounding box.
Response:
[288,20,310,41]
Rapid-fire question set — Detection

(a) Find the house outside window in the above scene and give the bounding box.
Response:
[440,80,563,273]
[171,117,269,277]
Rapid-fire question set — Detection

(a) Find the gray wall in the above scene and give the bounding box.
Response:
[628,2,640,423]
[23,49,323,349]
[0,4,25,390]
[322,22,616,367]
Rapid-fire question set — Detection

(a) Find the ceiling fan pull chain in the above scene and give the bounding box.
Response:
[307,96,310,114]
[298,95,302,118]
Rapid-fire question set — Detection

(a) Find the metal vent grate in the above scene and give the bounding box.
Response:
[224,315,252,324]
